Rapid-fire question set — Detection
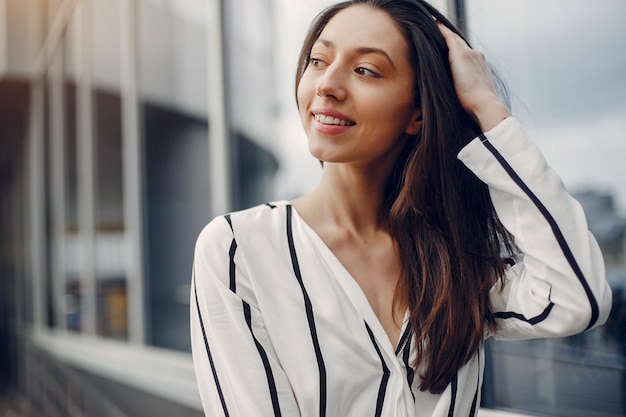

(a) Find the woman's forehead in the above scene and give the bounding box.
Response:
[317,5,409,60]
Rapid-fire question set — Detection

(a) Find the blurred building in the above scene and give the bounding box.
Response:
[0,0,278,414]
[575,190,626,271]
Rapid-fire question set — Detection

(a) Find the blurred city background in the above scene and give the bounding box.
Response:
[0,0,624,416]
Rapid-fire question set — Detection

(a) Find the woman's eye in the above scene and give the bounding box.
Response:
[355,67,380,78]
[309,58,326,68]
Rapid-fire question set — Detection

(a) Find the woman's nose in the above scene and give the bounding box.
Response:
[315,65,347,101]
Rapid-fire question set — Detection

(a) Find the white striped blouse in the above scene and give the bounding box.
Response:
[190,117,612,417]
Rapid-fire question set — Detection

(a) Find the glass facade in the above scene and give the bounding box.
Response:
[2,0,280,351]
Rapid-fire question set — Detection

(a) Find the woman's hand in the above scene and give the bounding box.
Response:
[438,22,510,132]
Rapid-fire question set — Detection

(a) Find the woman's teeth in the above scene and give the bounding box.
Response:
[315,114,355,126]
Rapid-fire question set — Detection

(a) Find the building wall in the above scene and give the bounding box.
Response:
[0,0,279,412]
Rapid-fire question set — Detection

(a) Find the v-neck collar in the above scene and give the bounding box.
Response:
[288,203,409,363]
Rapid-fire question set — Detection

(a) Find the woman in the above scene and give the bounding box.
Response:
[190,1,612,416]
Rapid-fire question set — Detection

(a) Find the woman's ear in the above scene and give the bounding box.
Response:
[404,108,423,135]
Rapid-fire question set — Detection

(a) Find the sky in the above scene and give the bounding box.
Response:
[270,0,626,215]
[466,0,626,214]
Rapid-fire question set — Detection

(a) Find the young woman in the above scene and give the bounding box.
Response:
[190,1,612,416]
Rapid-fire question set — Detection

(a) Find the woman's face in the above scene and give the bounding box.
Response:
[297,5,422,167]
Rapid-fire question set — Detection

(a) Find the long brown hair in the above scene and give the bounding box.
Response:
[295,0,516,394]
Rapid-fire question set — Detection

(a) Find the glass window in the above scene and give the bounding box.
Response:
[57,4,79,333]
[93,89,127,339]
[137,0,281,350]
[50,0,130,338]
[465,1,626,415]
[142,103,209,351]
[90,0,128,340]
[42,78,53,330]
[139,0,211,351]
[224,0,280,210]
[63,49,80,332]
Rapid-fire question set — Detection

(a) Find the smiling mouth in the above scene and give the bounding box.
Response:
[314,114,356,126]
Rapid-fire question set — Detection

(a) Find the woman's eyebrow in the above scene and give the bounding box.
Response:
[315,38,396,69]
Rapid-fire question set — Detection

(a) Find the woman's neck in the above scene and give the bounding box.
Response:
[293,161,392,235]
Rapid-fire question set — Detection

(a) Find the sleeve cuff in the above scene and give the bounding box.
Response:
[457,116,519,162]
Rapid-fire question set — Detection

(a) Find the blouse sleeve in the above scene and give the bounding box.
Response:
[190,216,300,416]
[457,117,612,340]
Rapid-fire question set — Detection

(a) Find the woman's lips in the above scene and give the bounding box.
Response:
[311,109,356,134]
[314,114,356,126]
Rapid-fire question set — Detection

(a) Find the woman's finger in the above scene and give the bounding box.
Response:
[437,21,470,51]
[437,22,509,131]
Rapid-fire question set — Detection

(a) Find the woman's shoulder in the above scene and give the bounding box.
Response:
[227,200,291,233]
[195,200,291,249]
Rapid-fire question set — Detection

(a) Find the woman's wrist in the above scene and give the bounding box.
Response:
[471,96,510,132]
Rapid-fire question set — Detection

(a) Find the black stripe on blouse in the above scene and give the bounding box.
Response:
[224,215,238,292]
[365,322,391,417]
[286,205,328,417]
[479,134,600,330]
[225,214,233,231]
[447,373,458,417]
[396,325,415,402]
[242,301,283,417]
[395,324,412,356]
[193,268,230,417]
[494,299,555,324]
[228,239,238,293]
[223,215,282,416]
[402,336,415,402]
